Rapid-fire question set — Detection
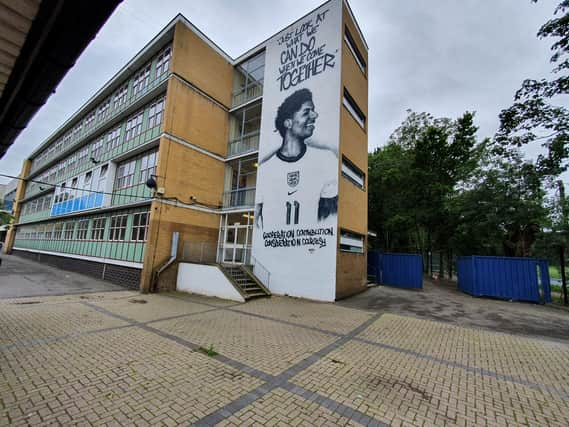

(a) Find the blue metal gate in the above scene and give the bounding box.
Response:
[368,251,423,289]
[457,256,551,303]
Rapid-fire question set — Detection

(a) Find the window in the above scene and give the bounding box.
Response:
[84,171,92,190]
[44,224,52,240]
[64,221,75,240]
[340,230,364,253]
[343,89,366,129]
[344,27,367,74]
[72,122,83,140]
[132,64,151,95]
[53,223,63,239]
[112,84,128,110]
[57,161,66,178]
[91,217,106,240]
[131,212,149,241]
[109,214,128,241]
[84,110,96,129]
[341,156,365,189]
[125,111,143,141]
[139,150,157,184]
[42,195,51,211]
[91,137,104,160]
[77,220,89,240]
[147,97,165,128]
[155,46,171,78]
[67,153,77,174]
[97,164,108,192]
[48,166,57,183]
[232,51,265,106]
[97,98,111,122]
[105,126,122,150]
[115,159,136,189]
[77,146,89,168]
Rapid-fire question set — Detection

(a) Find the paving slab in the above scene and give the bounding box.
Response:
[0,279,568,426]
[339,279,569,343]
[0,254,125,298]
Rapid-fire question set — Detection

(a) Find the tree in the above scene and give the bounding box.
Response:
[449,150,548,256]
[495,1,568,177]
[368,110,482,260]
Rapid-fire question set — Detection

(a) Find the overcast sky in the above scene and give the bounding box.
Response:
[0,0,564,186]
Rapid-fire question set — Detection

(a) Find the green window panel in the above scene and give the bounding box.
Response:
[126,243,135,262]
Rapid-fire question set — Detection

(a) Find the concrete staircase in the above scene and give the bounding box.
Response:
[220,265,271,300]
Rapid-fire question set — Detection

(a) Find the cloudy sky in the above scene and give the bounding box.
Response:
[0,0,563,185]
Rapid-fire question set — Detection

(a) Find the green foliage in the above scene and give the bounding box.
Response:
[198,344,218,357]
[369,110,549,258]
[495,1,569,177]
[369,110,481,253]
[0,202,13,227]
[448,151,548,255]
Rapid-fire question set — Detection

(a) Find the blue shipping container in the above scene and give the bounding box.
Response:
[457,256,551,304]
[368,251,423,289]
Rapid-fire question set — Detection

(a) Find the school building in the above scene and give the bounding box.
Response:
[4,0,369,302]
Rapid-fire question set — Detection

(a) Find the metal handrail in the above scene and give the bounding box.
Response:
[249,254,270,289]
[222,187,256,208]
[227,131,260,157]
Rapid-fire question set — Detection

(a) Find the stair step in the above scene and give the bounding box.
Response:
[220,264,269,299]
[246,292,268,298]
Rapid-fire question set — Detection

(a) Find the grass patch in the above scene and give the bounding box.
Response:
[549,265,568,280]
[197,344,218,357]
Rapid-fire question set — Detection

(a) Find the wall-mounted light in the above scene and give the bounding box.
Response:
[145,175,157,190]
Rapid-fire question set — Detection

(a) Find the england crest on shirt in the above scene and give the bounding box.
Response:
[287,171,300,188]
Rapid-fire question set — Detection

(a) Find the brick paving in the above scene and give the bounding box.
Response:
[0,291,568,426]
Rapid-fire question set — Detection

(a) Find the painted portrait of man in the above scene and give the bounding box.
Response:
[255,88,338,230]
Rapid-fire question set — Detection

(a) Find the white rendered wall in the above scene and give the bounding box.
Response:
[177,263,245,302]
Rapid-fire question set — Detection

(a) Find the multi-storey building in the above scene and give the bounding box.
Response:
[5,0,369,301]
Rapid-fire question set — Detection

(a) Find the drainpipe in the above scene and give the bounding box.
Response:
[152,231,179,292]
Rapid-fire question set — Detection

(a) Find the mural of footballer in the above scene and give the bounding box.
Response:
[255,88,338,230]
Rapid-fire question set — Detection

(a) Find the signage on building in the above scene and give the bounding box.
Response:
[252,0,342,301]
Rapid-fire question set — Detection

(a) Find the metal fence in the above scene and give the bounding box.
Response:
[457,256,551,303]
[368,251,423,289]
[180,241,219,264]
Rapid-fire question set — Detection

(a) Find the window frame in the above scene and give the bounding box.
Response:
[76,219,90,240]
[109,214,128,241]
[341,156,366,190]
[91,217,106,240]
[342,89,366,129]
[115,159,137,189]
[339,230,365,253]
[130,212,150,242]
[344,27,367,74]
[139,150,158,184]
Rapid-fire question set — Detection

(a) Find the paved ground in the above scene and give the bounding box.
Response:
[340,280,569,344]
[1,256,569,425]
[0,254,124,299]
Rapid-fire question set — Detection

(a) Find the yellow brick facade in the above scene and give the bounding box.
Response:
[336,3,369,299]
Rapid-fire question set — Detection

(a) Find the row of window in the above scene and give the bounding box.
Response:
[28,96,164,195]
[115,150,158,190]
[16,212,150,242]
[30,45,171,172]
[21,194,52,216]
